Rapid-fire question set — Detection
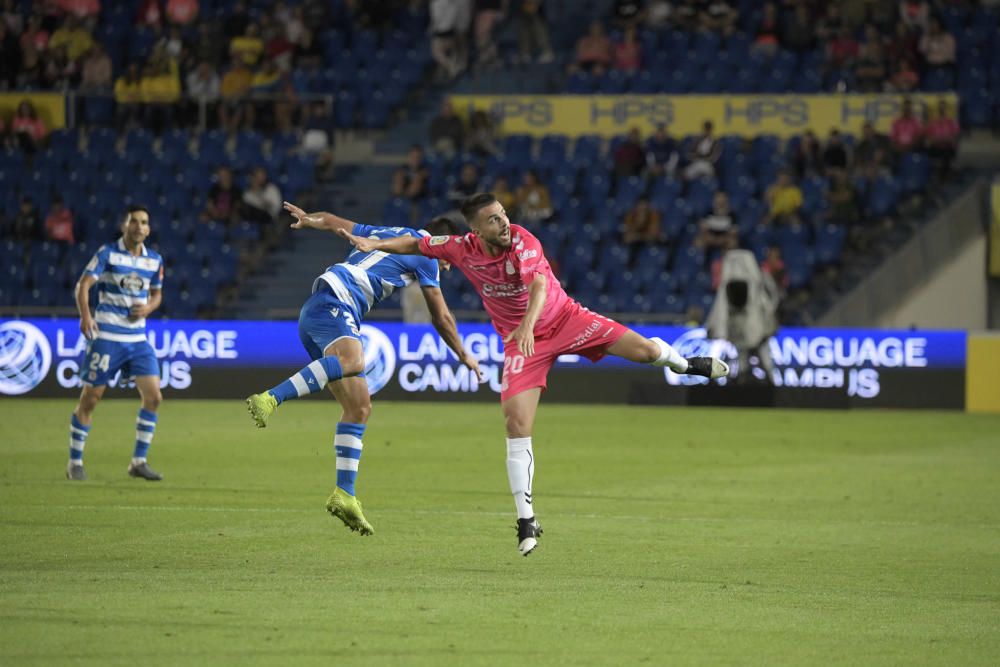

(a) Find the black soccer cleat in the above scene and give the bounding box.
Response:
[66,463,87,481]
[685,356,730,380]
[127,461,163,481]
[516,517,543,556]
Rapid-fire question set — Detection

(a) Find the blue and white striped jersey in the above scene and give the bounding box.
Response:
[312,223,440,319]
[82,237,164,343]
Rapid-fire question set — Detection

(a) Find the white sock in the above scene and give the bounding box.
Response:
[651,337,688,372]
[506,437,535,519]
[131,457,147,465]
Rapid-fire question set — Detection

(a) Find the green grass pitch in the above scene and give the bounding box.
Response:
[1,399,998,666]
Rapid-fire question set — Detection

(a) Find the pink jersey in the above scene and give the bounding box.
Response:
[419,224,572,337]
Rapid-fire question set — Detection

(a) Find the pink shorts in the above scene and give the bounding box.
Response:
[500,301,629,401]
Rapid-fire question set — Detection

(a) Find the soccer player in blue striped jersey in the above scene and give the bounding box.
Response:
[246,202,481,535]
[67,205,165,482]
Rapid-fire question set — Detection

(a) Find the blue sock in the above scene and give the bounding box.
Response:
[69,414,90,464]
[268,357,344,405]
[133,409,157,462]
[334,422,366,496]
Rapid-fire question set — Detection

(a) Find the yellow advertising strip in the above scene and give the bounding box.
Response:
[450,93,958,139]
[990,183,1000,278]
[966,333,1000,413]
[0,92,66,131]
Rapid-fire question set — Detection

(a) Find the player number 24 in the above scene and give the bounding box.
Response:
[89,353,111,372]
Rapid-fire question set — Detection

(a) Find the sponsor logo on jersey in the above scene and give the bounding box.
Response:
[517,249,538,261]
[505,260,515,275]
[119,272,144,294]
[482,282,527,298]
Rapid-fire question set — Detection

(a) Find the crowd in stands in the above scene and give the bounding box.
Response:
[0,0,435,132]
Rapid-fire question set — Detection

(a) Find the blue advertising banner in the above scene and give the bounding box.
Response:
[0,318,967,406]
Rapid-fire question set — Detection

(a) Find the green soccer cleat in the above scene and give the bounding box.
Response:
[326,487,374,536]
[246,392,278,428]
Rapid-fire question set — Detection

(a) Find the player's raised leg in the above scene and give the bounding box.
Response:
[502,387,544,556]
[66,384,106,481]
[606,330,729,379]
[324,373,374,536]
[128,375,163,481]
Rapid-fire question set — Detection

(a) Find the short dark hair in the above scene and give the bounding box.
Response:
[460,193,497,224]
[425,216,460,236]
[123,205,150,223]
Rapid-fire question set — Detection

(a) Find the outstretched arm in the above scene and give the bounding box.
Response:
[336,228,423,255]
[283,201,357,234]
[422,286,482,380]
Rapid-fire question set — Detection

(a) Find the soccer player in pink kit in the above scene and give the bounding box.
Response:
[340,193,728,556]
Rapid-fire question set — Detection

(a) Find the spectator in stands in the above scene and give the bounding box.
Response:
[113,62,143,130]
[925,99,959,183]
[230,22,264,67]
[826,26,859,79]
[765,171,803,224]
[919,16,956,78]
[429,99,465,159]
[41,44,79,90]
[137,0,164,28]
[0,20,18,90]
[430,0,463,80]
[613,127,645,179]
[684,120,721,181]
[194,21,227,68]
[219,61,253,132]
[623,197,661,250]
[822,129,850,176]
[492,174,516,212]
[645,123,679,179]
[854,27,886,93]
[515,169,553,224]
[141,50,181,135]
[516,0,554,64]
[185,61,220,127]
[696,192,737,251]
[11,99,47,154]
[899,0,930,34]
[890,97,923,154]
[474,0,504,69]
[283,3,306,47]
[613,26,642,74]
[855,121,889,168]
[888,56,919,93]
[79,42,111,93]
[16,15,47,88]
[467,109,498,157]
[48,14,94,62]
[300,100,335,180]
[827,170,860,227]
[44,195,75,245]
[752,2,780,57]
[391,145,430,201]
[1,0,24,34]
[448,163,481,208]
[702,0,737,36]
[793,129,823,178]
[167,0,200,26]
[242,167,282,225]
[816,4,844,43]
[249,56,284,132]
[761,246,788,291]
[574,20,612,72]
[782,4,815,53]
[886,20,918,70]
[673,0,698,30]
[203,166,242,225]
[12,197,40,242]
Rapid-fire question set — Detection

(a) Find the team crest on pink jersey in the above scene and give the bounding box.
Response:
[429,235,449,246]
